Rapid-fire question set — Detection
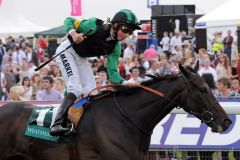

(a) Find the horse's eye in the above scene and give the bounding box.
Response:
[199,86,207,93]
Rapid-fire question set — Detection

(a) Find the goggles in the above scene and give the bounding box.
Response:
[120,25,134,35]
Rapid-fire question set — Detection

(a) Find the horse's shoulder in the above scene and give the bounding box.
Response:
[1,102,34,112]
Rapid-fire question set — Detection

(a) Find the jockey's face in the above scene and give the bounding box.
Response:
[116,28,130,41]
[113,23,134,41]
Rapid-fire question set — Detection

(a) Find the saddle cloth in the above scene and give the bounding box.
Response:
[24,97,88,142]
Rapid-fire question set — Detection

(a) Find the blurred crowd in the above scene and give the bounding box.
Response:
[0,28,239,103]
[0,29,240,159]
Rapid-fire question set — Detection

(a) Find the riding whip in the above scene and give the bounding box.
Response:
[35,28,94,71]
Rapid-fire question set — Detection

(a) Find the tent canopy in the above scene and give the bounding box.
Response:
[34,25,66,37]
[0,1,47,37]
[196,0,240,27]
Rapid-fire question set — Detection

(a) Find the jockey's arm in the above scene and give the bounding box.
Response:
[107,42,125,84]
[64,17,96,43]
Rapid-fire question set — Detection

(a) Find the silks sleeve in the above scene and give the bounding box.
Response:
[107,42,125,84]
[64,17,97,35]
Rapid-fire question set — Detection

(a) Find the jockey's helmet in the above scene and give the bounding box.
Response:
[111,9,141,30]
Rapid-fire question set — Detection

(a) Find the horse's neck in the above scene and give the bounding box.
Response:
[117,80,179,134]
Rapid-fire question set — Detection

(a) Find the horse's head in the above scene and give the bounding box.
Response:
[178,62,232,133]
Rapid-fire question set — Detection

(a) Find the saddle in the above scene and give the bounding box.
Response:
[25,90,113,142]
[24,97,90,142]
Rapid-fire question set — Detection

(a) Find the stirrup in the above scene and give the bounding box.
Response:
[63,123,75,136]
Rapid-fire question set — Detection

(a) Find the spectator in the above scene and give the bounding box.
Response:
[47,62,58,76]
[5,36,17,51]
[18,58,30,82]
[96,58,107,74]
[182,40,194,53]
[215,54,231,79]
[215,77,239,98]
[143,44,158,62]
[21,42,31,62]
[158,59,170,75]
[146,60,159,75]
[18,35,26,48]
[118,57,126,78]
[198,58,218,82]
[231,79,240,94]
[36,36,48,51]
[2,48,13,67]
[3,63,16,95]
[95,76,103,92]
[160,31,170,55]
[123,42,135,59]
[231,55,239,79]
[126,67,143,83]
[98,71,108,86]
[36,76,62,101]
[139,54,149,71]
[171,45,183,60]
[31,73,42,100]
[0,39,6,66]
[18,76,33,101]
[195,48,208,67]
[223,30,233,62]
[170,30,182,52]
[182,48,194,67]
[136,56,147,78]
[213,50,225,67]
[12,46,27,67]
[130,54,140,69]
[168,59,179,74]
[28,60,37,79]
[39,66,49,79]
[53,77,65,98]
[189,28,196,46]
[212,32,224,53]
[0,67,7,101]
[8,86,22,101]
[180,31,187,41]
[124,57,132,80]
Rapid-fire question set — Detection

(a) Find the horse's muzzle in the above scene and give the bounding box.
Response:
[223,119,232,131]
[210,118,232,133]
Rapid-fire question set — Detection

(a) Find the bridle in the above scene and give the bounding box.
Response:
[178,72,216,123]
[88,72,216,135]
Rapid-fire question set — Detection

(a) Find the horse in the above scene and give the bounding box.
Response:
[0,63,232,160]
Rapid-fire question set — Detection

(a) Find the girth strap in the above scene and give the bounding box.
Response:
[67,142,79,160]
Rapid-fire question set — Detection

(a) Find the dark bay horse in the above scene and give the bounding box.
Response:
[0,64,232,160]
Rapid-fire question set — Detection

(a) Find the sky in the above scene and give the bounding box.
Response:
[0,0,229,29]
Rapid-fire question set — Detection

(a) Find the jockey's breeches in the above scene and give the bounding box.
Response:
[55,39,96,99]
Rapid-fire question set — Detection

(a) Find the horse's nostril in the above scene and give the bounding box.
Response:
[224,119,232,128]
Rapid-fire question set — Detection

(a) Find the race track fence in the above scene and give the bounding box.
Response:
[145,150,240,160]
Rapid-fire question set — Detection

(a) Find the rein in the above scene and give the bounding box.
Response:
[86,72,215,135]
[87,83,165,97]
[113,94,152,136]
[86,83,180,136]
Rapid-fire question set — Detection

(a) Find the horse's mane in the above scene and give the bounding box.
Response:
[113,71,179,95]
[185,66,195,72]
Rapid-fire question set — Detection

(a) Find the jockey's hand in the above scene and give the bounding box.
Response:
[70,31,85,44]
[122,81,141,86]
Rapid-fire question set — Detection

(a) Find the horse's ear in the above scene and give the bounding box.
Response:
[178,63,187,76]
[193,60,199,72]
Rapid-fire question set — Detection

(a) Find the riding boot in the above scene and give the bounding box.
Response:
[49,92,77,136]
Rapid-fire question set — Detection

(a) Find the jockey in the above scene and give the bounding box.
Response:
[50,9,141,136]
